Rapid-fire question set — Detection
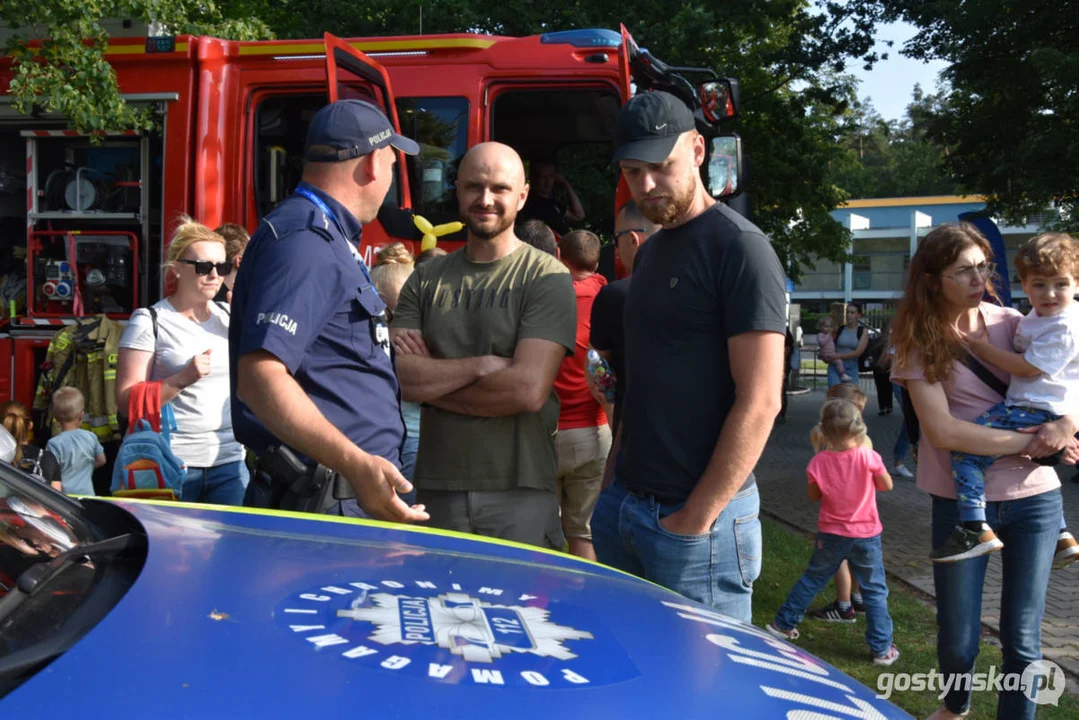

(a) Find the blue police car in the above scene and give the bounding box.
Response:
[0,462,911,718]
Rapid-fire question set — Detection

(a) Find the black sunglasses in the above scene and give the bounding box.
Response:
[178,259,233,277]
[614,228,645,240]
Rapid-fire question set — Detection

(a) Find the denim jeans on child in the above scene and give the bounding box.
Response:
[591,479,761,622]
[182,460,249,505]
[773,532,894,656]
[951,402,1057,522]
[931,490,1060,719]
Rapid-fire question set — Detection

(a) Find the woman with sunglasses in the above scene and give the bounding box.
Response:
[891,223,1079,720]
[115,218,247,505]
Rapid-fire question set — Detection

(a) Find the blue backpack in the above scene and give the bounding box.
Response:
[111,404,187,501]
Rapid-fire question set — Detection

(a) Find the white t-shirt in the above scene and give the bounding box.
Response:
[1007,304,1079,416]
[119,298,244,467]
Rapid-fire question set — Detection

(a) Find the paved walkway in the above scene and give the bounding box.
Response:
[758,382,1079,686]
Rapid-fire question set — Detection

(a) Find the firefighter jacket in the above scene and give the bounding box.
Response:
[33,315,123,442]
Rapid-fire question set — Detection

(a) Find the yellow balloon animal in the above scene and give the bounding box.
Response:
[413,215,464,252]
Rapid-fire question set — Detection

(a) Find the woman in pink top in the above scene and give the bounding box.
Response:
[891,223,1079,720]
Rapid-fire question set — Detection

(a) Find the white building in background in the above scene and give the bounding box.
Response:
[792,195,1054,312]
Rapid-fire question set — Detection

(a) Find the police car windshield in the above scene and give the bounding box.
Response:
[0,469,84,588]
[0,462,146,698]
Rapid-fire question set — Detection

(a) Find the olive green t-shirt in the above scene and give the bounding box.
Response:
[392,243,576,492]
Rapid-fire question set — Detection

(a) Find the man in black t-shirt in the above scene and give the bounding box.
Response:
[518,161,585,236]
[588,199,660,434]
[590,91,788,622]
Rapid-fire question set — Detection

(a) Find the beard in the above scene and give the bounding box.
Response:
[638,181,695,225]
[461,205,516,240]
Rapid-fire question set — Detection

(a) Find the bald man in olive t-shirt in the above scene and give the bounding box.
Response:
[391,142,577,549]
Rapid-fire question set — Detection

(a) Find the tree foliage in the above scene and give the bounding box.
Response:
[875,0,1078,229]
[828,85,960,199]
[2,2,270,135]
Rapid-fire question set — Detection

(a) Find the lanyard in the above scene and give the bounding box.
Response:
[294,185,373,285]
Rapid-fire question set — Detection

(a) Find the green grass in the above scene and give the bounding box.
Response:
[755,516,1078,719]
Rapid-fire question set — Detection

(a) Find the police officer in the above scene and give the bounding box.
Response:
[229,99,428,524]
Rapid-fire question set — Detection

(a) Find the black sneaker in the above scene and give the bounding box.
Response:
[807,600,856,623]
[930,524,1003,563]
[852,597,866,614]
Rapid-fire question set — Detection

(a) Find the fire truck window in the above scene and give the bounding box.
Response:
[393,97,469,224]
[254,94,325,219]
[492,88,621,235]
[254,93,415,220]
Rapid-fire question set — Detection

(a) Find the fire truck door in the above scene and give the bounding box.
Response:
[323,32,412,208]
[616,25,636,102]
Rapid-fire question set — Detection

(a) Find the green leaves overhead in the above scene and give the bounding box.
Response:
[2,1,271,137]
[875,0,1078,229]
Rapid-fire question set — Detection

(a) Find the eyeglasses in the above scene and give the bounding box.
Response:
[944,262,996,284]
[614,228,645,240]
[178,259,233,277]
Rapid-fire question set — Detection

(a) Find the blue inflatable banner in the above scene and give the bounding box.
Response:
[959,211,1012,306]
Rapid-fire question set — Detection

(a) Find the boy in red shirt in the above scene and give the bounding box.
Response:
[553,230,611,559]
[766,398,900,666]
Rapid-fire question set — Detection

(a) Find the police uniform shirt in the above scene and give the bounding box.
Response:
[228,182,404,465]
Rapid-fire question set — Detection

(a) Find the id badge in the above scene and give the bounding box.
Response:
[371,312,391,358]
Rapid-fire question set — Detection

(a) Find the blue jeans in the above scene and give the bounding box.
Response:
[827,359,859,388]
[398,435,419,507]
[952,403,1057,522]
[774,533,894,656]
[931,490,1060,718]
[183,460,249,505]
[892,385,911,464]
[592,480,762,622]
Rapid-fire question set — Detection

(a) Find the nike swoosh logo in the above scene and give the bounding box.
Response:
[655,123,668,130]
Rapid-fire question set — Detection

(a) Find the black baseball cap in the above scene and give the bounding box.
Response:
[612,90,695,164]
[304,99,419,162]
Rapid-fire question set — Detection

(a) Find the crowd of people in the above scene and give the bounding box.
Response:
[2,91,1077,720]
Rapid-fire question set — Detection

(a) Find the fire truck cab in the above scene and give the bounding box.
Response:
[0,26,740,409]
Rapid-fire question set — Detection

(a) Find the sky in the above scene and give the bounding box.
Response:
[850,21,949,122]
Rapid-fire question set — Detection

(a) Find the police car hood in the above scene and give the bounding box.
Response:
[5,500,910,719]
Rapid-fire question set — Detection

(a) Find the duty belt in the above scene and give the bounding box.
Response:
[252,445,354,513]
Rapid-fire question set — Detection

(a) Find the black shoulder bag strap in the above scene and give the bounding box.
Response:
[960,353,1009,398]
[900,352,1008,446]
[147,306,159,340]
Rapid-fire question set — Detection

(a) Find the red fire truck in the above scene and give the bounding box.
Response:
[0,26,740,407]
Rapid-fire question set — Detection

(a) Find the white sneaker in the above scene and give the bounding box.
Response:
[1054,531,1079,569]
[894,464,914,478]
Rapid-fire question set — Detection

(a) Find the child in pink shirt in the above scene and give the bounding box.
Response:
[767,398,899,666]
[817,316,853,382]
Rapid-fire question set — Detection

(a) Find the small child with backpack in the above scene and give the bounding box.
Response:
[766,398,900,666]
[45,387,105,496]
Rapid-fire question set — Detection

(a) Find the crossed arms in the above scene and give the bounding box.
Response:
[391,329,565,417]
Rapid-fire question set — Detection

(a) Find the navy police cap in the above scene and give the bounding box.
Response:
[305,99,419,162]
